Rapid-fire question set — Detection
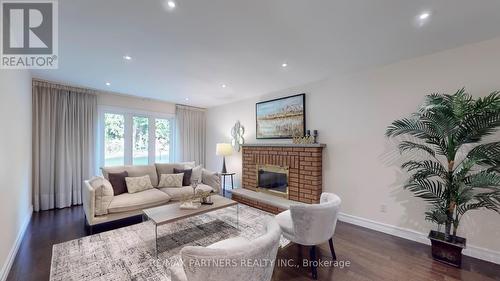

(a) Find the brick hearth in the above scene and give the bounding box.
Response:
[235,144,325,212]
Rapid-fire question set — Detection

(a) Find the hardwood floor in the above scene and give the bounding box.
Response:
[6,205,500,281]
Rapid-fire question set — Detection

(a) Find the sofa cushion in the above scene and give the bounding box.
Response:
[159,184,214,201]
[108,171,128,195]
[101,165,159,187]
[108,189,171,214]
[88,176,114,215]
[155,162,195,177]
[191,165,203,184]
[201,169,221,192]
[174,168,193,186]
[158,173,184,188]
[125,175,154,193]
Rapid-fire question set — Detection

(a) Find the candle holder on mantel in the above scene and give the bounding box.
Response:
[293,134,315,144]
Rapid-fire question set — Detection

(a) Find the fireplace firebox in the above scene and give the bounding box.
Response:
[257,164,289,198]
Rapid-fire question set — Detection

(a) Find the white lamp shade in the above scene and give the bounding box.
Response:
[216,143,233,156]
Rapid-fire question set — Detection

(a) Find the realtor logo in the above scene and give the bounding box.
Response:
[1,0,58,69]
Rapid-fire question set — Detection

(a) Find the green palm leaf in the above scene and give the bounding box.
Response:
[465,142,500,167]
[398,141,436,157]
[463,171,500,189]
[404,178,445,202]
[402,160,447,180]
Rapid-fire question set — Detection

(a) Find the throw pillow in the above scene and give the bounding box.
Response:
[155,162,196,176]
[191,165,203,184]
[108,171,128,195]
[158,173,184,188]
[174,168,193,186]
[125,175,154,193]
[88,176,114,215]
[202,169,221,192]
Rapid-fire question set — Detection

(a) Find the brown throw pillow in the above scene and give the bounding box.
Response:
[108,171,128,195]
[174,168,192,186]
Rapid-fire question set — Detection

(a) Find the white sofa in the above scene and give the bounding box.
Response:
[83,162,221,232]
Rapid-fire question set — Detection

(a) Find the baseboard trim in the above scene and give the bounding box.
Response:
[338,212,500,265]
[0,206,33,281]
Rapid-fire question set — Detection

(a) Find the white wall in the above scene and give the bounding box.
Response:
[0,70,33,280]
[98,91,176,115]
[206,37,500,261]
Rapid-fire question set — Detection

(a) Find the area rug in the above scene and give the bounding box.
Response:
[50,205,288,281]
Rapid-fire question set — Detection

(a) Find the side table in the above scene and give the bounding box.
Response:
[221,172,235,197]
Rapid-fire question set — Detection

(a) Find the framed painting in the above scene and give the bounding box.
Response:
[256,93,305,139]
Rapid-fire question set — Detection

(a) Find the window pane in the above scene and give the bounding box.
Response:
[104,113,125,166]
[155,119,171,163]
[133,116,149,165]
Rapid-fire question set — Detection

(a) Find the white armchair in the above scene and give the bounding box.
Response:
[170,218,282,281]
[275,192,341,280]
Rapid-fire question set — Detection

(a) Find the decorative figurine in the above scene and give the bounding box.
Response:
[231,121,245,152]
[292,133,315,144]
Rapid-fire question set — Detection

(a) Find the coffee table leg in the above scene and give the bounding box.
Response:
[155,223,158,258]
[237,204,239,229]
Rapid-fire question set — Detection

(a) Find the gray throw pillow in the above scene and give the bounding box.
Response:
[174,168,192,186]
[108,171,128,195]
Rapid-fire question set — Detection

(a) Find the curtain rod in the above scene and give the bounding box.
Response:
[176,104,207,111]
[32,77,179,105]
[32,78,102,95]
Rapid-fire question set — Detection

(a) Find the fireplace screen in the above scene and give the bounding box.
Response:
[257,165,289,198]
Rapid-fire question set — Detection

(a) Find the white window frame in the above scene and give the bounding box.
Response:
[97,105,175,170]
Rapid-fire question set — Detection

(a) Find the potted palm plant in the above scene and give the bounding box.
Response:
[386,89,500,267]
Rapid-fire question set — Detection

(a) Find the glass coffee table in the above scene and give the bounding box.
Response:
[142,195,239,257]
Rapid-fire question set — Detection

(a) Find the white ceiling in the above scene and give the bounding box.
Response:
[31,0,500,108]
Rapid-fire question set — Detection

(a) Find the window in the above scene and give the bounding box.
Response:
[155,118,171,163]
[132,116,149,165]
[104,113,125,166]
[99,108,174,167]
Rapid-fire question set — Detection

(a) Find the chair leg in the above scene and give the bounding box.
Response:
[329,238,337,260]
[309,245,318,280]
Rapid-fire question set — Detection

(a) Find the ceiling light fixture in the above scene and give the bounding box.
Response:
[105,82,111,86]
[282,63,288,68]
[123,55,132,60]
[415,11,432,27]
[221,84,227,88]
[419,12,430,20]
[185,98,189,101]
[167,0,176,9]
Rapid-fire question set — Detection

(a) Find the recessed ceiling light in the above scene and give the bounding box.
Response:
[123,55,132,60]
[281,63,288,68]
[167,0,176,9]
[419,12,430,20]
[221,84,227,88]
[105,82,111,86]
[185,98,189,101]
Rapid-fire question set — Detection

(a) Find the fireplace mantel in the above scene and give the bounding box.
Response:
[242,143,326,148]
[233,144,324,211]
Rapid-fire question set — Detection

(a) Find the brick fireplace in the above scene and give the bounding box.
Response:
[232,144,325,213]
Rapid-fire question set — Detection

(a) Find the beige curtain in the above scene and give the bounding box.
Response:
[32,80,97,211]
[175,105,206,165]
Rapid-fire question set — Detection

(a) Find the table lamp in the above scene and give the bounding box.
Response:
[216,143,233,174]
